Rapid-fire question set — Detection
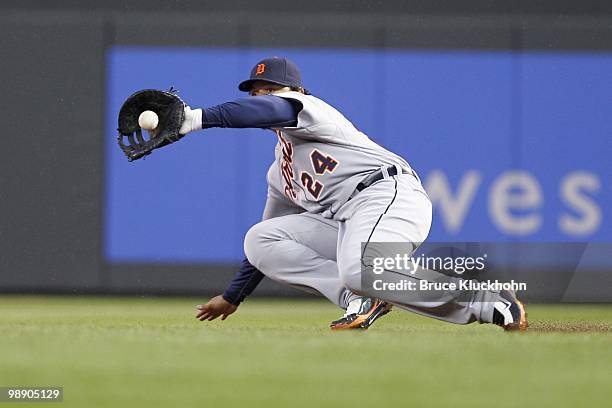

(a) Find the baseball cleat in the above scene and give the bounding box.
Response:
[492,294,528,331]
[330,297,392,330]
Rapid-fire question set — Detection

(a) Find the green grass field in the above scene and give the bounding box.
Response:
[1,296,611,408]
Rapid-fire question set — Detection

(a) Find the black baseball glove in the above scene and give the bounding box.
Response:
[117,88,186,161]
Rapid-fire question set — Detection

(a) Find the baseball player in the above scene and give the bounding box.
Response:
[181,57,527,331]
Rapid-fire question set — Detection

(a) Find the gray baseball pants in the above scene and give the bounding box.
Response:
[244,173,503,325]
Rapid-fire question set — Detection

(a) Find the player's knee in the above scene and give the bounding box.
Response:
[243,222,268,269]
[244,219,285,270]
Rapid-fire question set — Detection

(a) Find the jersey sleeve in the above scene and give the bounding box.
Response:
[201,95,300,129]
[273,92,345,143]
[222,258,265,306]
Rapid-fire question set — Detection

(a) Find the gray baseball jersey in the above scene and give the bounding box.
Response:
[266,91,412,218]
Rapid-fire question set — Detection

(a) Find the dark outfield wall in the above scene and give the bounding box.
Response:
[1,1,611,300]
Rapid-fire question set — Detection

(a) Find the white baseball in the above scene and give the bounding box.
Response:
[138,110,159,130]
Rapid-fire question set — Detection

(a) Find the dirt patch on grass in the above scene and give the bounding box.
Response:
[528,322,611,333]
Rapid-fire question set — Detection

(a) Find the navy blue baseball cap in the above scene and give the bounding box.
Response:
[238,57,302,92]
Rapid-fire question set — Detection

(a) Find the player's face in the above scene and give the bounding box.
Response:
[249,81,288,96]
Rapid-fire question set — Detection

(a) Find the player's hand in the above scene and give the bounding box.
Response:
[179,106,203,135]
[196,295,238,322]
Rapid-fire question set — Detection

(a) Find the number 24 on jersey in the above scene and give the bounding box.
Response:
[300,149,339,200]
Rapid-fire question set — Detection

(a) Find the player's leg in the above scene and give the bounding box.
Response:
[336,173,527,329]
[243,212,358,308]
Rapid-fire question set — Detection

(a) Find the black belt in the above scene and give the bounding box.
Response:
[355,166,412,192]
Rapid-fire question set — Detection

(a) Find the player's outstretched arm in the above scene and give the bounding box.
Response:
[179,95,300,137]
[195,295,238,322]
